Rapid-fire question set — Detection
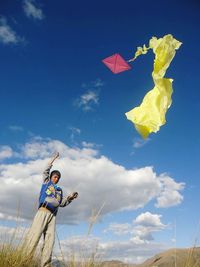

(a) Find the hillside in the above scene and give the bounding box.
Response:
[137,247,200,267]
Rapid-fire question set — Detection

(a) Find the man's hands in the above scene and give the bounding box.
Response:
[49,152,59,165]
[67,192,79,202]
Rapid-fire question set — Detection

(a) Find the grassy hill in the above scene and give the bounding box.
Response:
[101,248,200,267]
[136,247,200,267]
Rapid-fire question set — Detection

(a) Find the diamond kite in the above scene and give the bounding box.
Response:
[102,53,131,74]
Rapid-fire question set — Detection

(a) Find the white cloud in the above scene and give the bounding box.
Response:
[0,17,22,45]
[134,212,165,228]
[23,0,45,20]
[0,225,28,242]
[98,212,169,261]
[75,79,104,111]
[105,212,167,245]
[155,176,185,208]
[0,138,184,224]
[0,146,13,160]
[0,212,26,222]
[131,212,167,244]
[104,222,131,235]
[75,90,99,111]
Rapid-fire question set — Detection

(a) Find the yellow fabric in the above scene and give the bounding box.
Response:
[125,34,182,139]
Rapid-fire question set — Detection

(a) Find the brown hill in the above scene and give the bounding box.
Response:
[136,247,200,267]
[102,247,200,267]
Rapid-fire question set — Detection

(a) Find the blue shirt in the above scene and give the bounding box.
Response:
[38,164,70,215]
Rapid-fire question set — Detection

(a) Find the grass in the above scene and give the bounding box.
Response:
[0,225,102,267]
[0,205,105,267]
[0,243,39,267]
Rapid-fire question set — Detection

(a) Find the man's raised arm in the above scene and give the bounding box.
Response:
[43,152,59,183]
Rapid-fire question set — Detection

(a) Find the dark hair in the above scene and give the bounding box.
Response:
[50,170,61,180]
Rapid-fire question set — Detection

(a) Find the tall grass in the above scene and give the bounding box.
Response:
[0,212,40,266]
[0,204,105,267]
[0,243,39,267]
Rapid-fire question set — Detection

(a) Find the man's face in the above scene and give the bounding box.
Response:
[51,174,60,184]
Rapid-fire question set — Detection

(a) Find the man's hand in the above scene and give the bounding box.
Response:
[67,192,78,202]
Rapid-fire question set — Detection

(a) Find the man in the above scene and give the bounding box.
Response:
[24,152,78,267]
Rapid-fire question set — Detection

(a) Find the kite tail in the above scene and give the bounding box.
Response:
[125,34,182,139]
[128,44,151,62]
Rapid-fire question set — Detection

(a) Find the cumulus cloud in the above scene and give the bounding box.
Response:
[155,175,185,208]
[0,138,184,224]
[23,0,45,20]
[134,212,166,227]
[105,212,167,245]
[89,212,169,262]
[0,17,22,45]
[131,212,167,244]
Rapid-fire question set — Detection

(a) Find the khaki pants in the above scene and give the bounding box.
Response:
[24,208,56,267]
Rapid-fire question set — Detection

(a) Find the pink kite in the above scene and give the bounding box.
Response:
[102,53,131,74]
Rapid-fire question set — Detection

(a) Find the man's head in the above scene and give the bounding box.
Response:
[50,170,61,184]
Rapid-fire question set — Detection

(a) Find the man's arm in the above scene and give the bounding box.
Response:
[43,152,59,183]
[60,192,78,207]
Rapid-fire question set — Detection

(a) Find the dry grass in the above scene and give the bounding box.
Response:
[0,205,105,267]
[0,243,39,267]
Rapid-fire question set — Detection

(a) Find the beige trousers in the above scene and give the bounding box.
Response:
[24,209,56,267]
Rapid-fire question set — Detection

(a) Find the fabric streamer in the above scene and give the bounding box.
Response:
[125,34,182,139]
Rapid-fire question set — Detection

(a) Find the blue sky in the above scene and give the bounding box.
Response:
[0,0,200,264]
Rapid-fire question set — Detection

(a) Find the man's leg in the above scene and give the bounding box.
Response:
[40,215,56,267]
[23,210,52,256]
